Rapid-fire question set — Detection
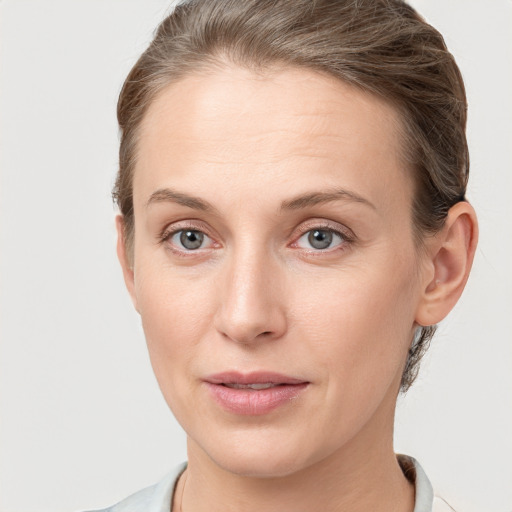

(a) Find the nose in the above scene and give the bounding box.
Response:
[214,247,287,344]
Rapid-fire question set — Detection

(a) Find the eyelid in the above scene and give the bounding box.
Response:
[159,220,220,252]
[160,219,214,238]
[288,220,356,257]
[158,218,354,256]
[291,219,355,243]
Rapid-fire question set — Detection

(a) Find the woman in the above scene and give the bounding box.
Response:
[95,0,478,510]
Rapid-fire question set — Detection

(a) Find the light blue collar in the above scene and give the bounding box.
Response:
[90,456,434,512]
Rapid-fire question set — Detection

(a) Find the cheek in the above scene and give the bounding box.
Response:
[292,269,418,451]
[293,262,418,389]
[134,259,216,387]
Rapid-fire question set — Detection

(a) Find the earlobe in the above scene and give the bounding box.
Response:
[115,215,139,313]
[415,201,478,327]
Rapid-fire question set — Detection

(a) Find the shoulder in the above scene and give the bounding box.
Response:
[398,454,458,512]
[433,495,457,512]
[83,463,186,512]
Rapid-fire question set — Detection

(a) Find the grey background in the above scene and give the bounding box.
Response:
[1,1,511,511]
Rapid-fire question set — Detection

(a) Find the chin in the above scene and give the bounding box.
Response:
[212,449,309,478]
[192,426,325,479]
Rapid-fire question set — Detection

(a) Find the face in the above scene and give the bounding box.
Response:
[122,64,429,477]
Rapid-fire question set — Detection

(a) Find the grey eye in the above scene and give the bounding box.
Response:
[296,228,344,250]
[308,229,333,249]
[177,230,204,250]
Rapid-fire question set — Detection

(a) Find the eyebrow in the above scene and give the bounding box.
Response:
[146,188,217,212]
[145,187,376,212]
[281,189,376,211]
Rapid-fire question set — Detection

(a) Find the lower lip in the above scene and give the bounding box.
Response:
[204,382,309,415]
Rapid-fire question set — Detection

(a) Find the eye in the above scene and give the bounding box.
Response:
[169,229,213,251]
[296,228,344,250]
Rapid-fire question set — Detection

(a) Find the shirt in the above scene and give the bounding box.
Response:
[88,455,455,512]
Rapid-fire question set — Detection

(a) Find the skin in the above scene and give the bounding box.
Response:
[116,64,478,512]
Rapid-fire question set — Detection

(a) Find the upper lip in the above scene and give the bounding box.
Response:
[204,371,308,385]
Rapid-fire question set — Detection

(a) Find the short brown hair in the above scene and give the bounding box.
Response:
[115,0,469,391]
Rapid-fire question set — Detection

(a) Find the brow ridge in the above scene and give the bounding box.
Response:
[281,189,376,210]
[146,187,375,213]
[146,188,215,212]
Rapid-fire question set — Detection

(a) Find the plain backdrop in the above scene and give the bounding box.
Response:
[1,1,511,511]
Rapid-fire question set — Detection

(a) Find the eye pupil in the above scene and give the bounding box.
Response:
[180,230,204,250]
[308,229,333,250]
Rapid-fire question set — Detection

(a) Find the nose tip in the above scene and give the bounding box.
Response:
[214,258,287,345]
[216,297,287,344]
[220,321,280,345]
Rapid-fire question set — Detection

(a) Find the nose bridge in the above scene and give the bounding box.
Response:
[215,239,286,344]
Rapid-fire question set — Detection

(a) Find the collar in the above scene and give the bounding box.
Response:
[97,456,435,512]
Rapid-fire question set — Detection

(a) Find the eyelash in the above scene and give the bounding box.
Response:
[158,221,354,256]
[291,222,354,254]
[158,221,217,257]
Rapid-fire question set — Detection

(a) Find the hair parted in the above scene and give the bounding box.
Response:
[114,0,469,391]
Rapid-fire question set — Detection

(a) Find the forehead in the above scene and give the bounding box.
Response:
[134,64,412,211]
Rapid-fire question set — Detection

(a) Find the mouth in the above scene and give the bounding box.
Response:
[203,372,309,415]
[222,382,284,390]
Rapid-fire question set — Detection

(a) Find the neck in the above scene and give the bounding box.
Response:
[177,398,414,512]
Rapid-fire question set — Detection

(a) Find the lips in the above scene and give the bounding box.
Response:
[223,382,279,390]
[204,372,309,415]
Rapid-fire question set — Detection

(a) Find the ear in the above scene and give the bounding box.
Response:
[415,201,478,327]
[115,215,139,313]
